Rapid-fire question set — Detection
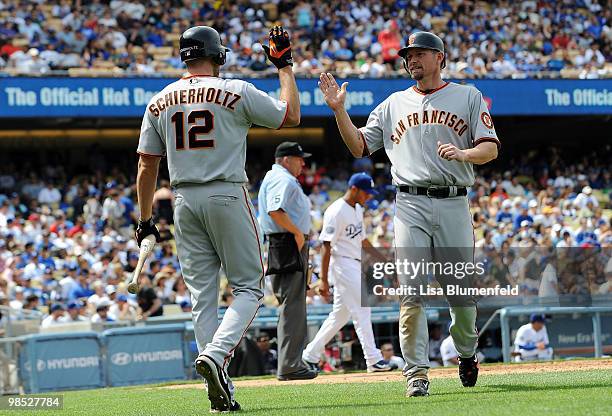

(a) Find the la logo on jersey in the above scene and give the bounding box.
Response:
[345,223,363,239]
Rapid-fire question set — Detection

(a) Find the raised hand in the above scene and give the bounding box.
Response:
[262,25,293,69]
[319,72,348,112]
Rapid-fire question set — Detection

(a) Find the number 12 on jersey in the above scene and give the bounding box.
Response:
[171,110,215,150]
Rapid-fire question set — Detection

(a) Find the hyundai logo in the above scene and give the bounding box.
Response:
[36,359,46,372]
[111,352,132,366]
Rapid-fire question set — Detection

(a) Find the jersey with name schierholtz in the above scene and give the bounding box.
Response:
[137,75,289,186]
[358,82,500,188]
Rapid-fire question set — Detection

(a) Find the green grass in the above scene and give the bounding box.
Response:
[8,369,612,416]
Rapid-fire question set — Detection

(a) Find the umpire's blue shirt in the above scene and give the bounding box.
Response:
[258,164,311,235]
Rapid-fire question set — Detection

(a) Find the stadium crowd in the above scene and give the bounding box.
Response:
[0,145,610,333]
[0,0,610,78]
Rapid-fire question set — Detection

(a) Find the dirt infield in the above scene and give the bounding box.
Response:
[161,358,611,389]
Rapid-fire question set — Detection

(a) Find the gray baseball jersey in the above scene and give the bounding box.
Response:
[136,74,288,370]
[359,81,500,187]
[137,75,289,186]
[356,81,499,382]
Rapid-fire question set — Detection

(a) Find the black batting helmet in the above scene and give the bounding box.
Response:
[398,31,446,69]
[179,26,229,65]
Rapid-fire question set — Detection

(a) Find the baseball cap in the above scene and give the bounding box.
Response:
[50,303,65,313]
[274,142,312,158]
[96,299,112,311]
[348,173,379,195]
[67,301,82,310]
[117,294,128,302]
[582,186,593,195]
[530,313,546,323]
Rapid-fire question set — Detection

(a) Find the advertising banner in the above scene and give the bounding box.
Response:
[103,324,186,386]
[0,78,610,118]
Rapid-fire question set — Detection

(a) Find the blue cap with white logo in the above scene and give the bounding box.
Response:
[348,172,378,195]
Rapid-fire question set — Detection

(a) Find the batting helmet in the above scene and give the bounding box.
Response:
[398,31,446,69]
[179,26,229,65]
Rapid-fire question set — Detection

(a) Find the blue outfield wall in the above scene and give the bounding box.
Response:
[14,307,612,392]
[0,77,610,118]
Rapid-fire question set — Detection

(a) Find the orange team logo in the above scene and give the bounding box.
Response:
[481,112,494,129]
[408,34,416,45]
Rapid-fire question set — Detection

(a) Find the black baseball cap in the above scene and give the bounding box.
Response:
[274,142,312,158]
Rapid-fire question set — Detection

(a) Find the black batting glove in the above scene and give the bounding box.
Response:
[135,217,160,247]
[262,25,293,69]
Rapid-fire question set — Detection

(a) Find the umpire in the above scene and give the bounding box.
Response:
[258,141,317,381]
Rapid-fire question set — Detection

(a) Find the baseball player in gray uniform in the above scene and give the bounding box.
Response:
[319,31,499,397]
[135,25,300,412]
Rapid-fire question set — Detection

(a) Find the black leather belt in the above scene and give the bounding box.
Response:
[398,185,467,198]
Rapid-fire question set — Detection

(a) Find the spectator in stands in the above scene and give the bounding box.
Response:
[136,274,163,319]
[101,189,125,230]
[41,303,65,328]
[1,1,611,78]
[109,294,137,321]
[37,182,61,207]
[61,301,87,323]
[378,20,401,66]
[153,180,173,224]
[9,286,24,310]
[380,343,405,370]
[573,186,599,209]
[170,276,190,306]
[22,294,39,312]
[513,314,553,362]
[256,333,278,376]
[91,299,115,323]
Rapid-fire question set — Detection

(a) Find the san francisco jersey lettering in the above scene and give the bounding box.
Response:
[359,82,500,187]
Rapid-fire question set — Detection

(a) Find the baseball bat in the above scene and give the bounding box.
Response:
[126,234,156,294]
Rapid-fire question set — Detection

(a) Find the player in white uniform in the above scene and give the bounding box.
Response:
[135,26,300,412]
[440,334,459,366]
[302,173,392,373]
[513,314,553,362]
[319,31,500,397]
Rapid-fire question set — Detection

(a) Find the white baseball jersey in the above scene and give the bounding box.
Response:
[137,75,289,186]
[440,335,459,366]
[318,198,366,260]
[359,82,500,187]
[514,323,550,352]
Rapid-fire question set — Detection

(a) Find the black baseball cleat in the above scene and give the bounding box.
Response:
[305,360,320,373]
[210,400,241,413]
[406,379,430,397]
[196,354,233,411]
[277,367,318,381]
[458,355,479,387]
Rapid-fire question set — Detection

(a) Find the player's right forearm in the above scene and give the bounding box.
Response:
[136,155,160,220]
[333,108,364,157]
[320,242,331,283]
[278,67,300,126]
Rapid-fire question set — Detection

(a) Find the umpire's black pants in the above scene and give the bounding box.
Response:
[270,241,309,376]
